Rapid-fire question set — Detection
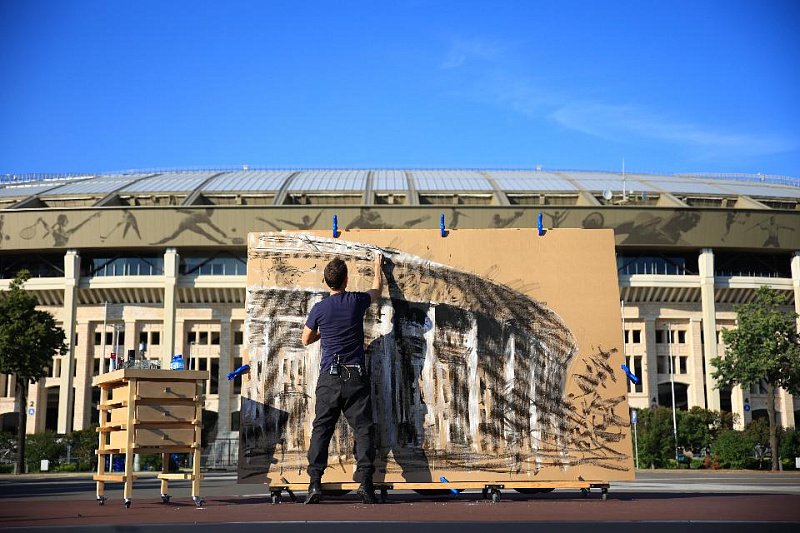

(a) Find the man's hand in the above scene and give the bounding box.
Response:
[374,252,384,271]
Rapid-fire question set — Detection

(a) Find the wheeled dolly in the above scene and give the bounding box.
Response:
[124,498,132,509]
[96,496,107,506]
[161,494,171,504]
[193,496,205,508]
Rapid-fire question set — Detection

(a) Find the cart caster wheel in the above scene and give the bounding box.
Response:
[271,492,282,505]
[124,498,132,509]
[581,488,590,498]
[379,488,388,504]
[161,494,171,504]
[97,496,107,506]
[601,488,608,501]
[491,489,501,503]
[193,497,205,508]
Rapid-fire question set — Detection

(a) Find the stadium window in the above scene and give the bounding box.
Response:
[626,355,643,393]
[678,330,686,344]
[679,357,688,374]
[139,331,147,345]
[233,356,243,395]
[632,330,641,344]
[187,331,197,344]
[624,330,629,344]
[93,359,100,376]
[211,331,220,345]
[210,359,219,394]
[94,332,102,345]
[655,330,664,344]
[74,333,79,346]
[199,331,209,345]
[151,332,160,345]
[234,331,244,345]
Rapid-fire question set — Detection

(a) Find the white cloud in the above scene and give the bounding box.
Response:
[439,36,798,159]
[550,102,798,157]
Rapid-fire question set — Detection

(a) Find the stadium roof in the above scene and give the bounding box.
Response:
[0,169,797,208]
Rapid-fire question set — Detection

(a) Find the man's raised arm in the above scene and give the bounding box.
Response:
[367,252,383,304]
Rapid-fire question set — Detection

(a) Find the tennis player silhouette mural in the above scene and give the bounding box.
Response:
[151,208,229,245]
[19,213,101,246]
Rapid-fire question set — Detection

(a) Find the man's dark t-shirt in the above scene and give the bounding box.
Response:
[305,291,372,373]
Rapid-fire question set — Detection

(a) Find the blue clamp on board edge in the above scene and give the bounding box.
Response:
[333,214,339,238]
[537,212,544,236]
[440,213,446,237]
[621,363,639,384]
[439,475,461,495]
[227,364,250,381]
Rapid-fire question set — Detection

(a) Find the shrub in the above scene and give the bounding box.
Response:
[25,432,65,472]
[713,429,754,469]
[65,426,98,471]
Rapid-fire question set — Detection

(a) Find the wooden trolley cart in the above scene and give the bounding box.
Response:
[92,368,209,508]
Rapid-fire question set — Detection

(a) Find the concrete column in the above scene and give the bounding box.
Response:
[58,250,80,434]
[698,249,720,411]
[217,311,233,436]
[792,252,800,330]
[73,321,92,430]
[688,318,706,409]
[731,384,747,430]
[643,317,658,407]
[163,248,179,360]
[25,383,46,434]
[779,389,795,429]
[786,251,800,428]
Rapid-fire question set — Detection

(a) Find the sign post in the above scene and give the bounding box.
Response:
[631,408,639,469]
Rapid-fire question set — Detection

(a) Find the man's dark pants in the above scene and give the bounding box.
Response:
[307,371,376,483]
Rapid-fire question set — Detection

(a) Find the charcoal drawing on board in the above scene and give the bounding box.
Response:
[240,230,632,484]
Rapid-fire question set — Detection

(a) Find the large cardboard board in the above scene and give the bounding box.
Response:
[240,228,634,485]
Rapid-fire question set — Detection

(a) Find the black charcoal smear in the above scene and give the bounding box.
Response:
[239,233,629,480]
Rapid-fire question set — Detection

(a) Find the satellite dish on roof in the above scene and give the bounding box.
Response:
[602,190,613,201]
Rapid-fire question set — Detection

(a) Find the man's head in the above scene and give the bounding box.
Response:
[324,258,348,290]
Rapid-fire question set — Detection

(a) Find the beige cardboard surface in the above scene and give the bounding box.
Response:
[240,228,634,485]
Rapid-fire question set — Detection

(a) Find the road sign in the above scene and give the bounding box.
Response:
[27,407,35,416]
[744,404,751,412]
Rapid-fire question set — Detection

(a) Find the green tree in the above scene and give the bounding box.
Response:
[0,270,67,474]
[636,407,676,468]
[712,286,800,471]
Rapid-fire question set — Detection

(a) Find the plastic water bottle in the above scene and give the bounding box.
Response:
[170,354,185,370]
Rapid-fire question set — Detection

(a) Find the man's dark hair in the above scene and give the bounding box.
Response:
[324,258,348,290]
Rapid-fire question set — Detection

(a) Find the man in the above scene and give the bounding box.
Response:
[302,252,383,504]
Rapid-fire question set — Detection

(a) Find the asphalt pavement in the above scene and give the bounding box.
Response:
[0,470,798,532]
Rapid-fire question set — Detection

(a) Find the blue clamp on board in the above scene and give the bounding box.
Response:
[439,476,461,495]
[621,363,639,384]
[537,212,544,236]
[227,364,250,381]
[440,213,446,237]
[333,214,339,238]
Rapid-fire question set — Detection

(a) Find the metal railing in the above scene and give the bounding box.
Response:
[201,437,239,470]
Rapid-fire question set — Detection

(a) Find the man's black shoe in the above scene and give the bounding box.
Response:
[304,480,322,504]
[357,480,377,504]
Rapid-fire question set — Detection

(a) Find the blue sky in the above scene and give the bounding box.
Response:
[1,1,798,176]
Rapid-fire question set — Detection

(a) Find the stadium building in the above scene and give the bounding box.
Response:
[0,168,798,463]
